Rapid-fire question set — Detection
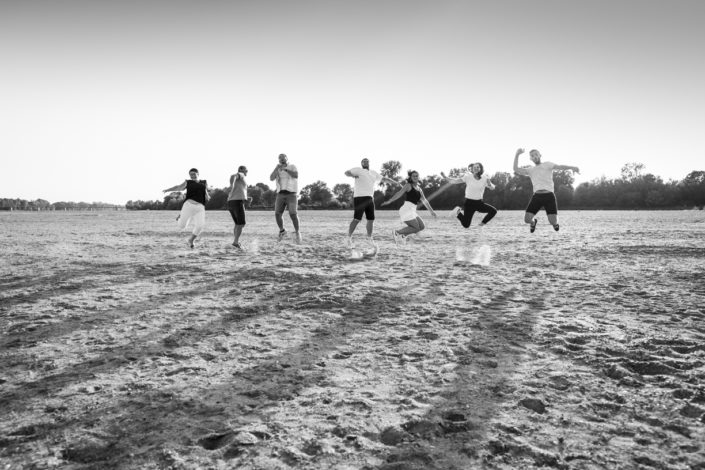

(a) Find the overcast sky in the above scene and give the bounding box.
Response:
[1,0,703,204]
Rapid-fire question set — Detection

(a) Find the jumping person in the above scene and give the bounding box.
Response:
[381,170,437,244]
[227,165,249,249]
[269,153,301,243]
[445,162,497,229]
[163,168,210,248]
[344,157,396,246]
[513,148,580,232]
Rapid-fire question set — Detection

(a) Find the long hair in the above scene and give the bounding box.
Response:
[469,162,484,177]
[406,170,419,185]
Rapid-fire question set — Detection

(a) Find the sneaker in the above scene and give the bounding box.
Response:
[295,232,302,244]
[232,242,243,250]
[277,229,287,242]
[530,219,537,233]
[392,229,400,245]
[553,224,560,232]
[450,206,462,218]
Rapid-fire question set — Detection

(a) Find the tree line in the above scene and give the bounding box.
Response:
[3,162,703,211]
[0,198,123,211]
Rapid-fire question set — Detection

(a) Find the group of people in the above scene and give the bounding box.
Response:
[163,149,580,249]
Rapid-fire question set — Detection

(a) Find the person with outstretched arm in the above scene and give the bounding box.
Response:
[513,148,579,232]
[344,157,397,247]
[444,162,497,229]
[163,168,210,248]
[381,170,437,244]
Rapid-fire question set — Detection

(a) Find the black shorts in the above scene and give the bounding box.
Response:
[526,192,558,215]
[228,200,246,225]
[352,197,375,221]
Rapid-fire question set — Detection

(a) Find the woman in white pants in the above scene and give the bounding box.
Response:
[163,168,210,248]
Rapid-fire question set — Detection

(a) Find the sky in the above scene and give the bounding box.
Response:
[1,0,703,204]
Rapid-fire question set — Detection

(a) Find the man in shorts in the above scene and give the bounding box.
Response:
[513,148,580,232]
[344,158,395,246]
[270,153,301,243]
[227,165,249,249]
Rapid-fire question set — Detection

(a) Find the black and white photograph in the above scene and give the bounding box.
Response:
[1,1,704,468]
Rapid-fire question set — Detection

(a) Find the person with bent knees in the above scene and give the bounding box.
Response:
[163,168,210,248]
[513,148,579,233]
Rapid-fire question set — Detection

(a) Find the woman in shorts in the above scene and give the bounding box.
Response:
[381,170,437,244]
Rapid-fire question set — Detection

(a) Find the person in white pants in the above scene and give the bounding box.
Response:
[163,168,210,248]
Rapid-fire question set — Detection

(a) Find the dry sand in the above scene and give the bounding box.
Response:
[1,209,704,469]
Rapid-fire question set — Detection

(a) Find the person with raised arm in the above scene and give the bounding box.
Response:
[444,162,497,229]
[344,157,397,247]
[163,168,210,248]
[381,170,437,244]
[513,148,580,232]
[269,153,301,243]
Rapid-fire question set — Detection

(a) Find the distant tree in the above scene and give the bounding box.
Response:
[300,181,333,207]
[206,187,228,210]
[621,162,645,181]
[163,192,183,210]
[680,171,705,209]
[332,183,353,206]
[381,160,403,181]
[262,189,277,208]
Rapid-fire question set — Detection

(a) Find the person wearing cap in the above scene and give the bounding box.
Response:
[513,148,580,232]
[444,162,497,229]
[344,157,397,247]
[227,165,249,249]
[163,168,210,248]
[270,153,301,243]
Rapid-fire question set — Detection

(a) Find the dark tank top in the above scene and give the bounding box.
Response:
[185,180,207,205]
[406,186,421,205]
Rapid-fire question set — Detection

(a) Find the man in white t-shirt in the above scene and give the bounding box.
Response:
[444,162,497,229]
[270,153,301,243]
[513,148,580,233]
[344,158,396,245]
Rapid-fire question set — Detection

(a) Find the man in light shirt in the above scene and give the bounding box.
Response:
[270,153,301,243]
[444,162,497,229]
[513,148,580,233]
[344,158,396,245]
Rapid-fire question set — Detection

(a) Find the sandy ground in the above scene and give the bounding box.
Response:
[1,209,704,470]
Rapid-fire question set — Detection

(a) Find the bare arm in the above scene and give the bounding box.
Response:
[345,169,356,178]
[513,148,528,175]
[440,171,464,185]
[381,184,410,206]
[270,165,282,181]
[554,164,580,173]
[419,190,437,217]
[163,180,187,193]
[381,177,399,185]
[486,178,496,190]
[284,166,298,179]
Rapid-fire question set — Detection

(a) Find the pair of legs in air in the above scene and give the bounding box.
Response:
[455,198,497,228]
[348,197,377,245]
[275,192,301,243]
[524,191,559,232]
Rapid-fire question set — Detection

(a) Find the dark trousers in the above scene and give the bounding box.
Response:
[458,198,497,228]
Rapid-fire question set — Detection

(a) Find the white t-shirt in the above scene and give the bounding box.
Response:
[276,164,298,193]
[526,162,556,193]
[462,173,491,200]
[348,168,383,197]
